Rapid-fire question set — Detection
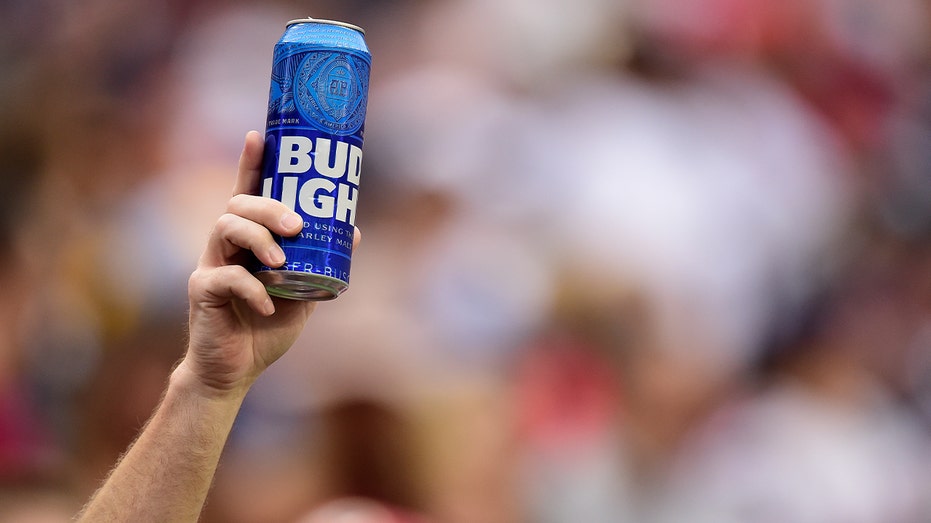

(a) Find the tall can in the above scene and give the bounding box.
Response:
[255,17,371,301]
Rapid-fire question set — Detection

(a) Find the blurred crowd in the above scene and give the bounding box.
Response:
[1,0,930,521]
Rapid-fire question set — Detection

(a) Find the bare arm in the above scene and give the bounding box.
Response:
[75,131,346,522]
[75,365,247,522]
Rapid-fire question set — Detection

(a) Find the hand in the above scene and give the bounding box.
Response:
[180,130,359,397]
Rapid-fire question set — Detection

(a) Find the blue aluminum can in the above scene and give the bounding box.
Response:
[254,17,371,300]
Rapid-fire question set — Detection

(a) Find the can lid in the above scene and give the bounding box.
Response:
[286,17,365,35]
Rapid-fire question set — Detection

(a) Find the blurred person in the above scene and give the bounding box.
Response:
[0,2,185,515]
[647,234,931,523]
[9,0,189,483]
[0,107,58,483]
[514,299,637,523]
[629,0,931,151]
[297,399,429,522]
[0,97,82,520]
[484,3,920,520]
[70,312,189,499]
[201,397,431,523]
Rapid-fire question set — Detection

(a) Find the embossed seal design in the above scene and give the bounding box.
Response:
[294,51,369,135]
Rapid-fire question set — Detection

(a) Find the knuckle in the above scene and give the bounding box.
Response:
[212,264,245,282]
[188,269,208,295]
[227,193,288,224]
[224,265,255,289]
[214,212,240,234]
[210,215,247,251]
[227,193,254,213]
[216,212,242,236]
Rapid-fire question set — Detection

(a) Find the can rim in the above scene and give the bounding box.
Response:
[286,17,365,35]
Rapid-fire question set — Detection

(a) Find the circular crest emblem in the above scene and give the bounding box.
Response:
[294,52,369,136]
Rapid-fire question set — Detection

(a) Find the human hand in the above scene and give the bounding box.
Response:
[179,130,359,398]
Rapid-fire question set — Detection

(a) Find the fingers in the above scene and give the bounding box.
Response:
[205,212,283,269]
[231,130,265,197]
[197,132,362,308]
[201,194,302,268]
[189,264,275,316]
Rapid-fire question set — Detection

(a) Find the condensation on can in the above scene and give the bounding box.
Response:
[253,17,370,301]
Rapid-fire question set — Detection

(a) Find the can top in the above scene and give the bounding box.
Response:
[286,17,365,35]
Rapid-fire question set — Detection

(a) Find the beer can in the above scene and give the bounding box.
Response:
[254,17,371,301]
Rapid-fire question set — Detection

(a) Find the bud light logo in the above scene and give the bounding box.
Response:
[294,52,369,135]
[264,135,362,227]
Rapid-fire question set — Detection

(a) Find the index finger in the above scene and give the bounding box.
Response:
[232,130,265,197]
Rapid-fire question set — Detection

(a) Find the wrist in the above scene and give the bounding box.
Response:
[170,358,252,404]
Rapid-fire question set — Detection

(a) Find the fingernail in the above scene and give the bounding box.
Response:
[263,298,275,316]
[281,213,302,230]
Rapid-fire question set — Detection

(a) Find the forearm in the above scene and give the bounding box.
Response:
[76,360,247,522]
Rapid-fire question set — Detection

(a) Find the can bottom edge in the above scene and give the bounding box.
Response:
[254,270,347,301]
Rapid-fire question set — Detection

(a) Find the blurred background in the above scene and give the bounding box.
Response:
[1,0,930,521]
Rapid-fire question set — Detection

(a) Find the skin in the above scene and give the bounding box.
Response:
[76,130,360,522]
